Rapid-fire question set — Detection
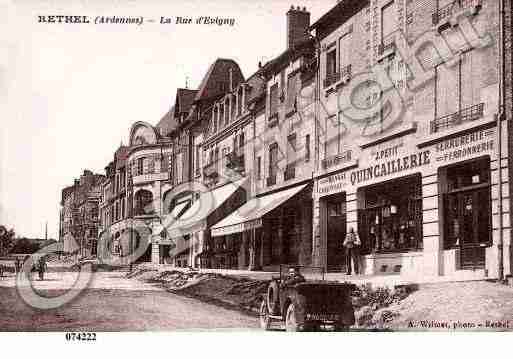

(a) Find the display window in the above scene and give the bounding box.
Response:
[358,174,423,254]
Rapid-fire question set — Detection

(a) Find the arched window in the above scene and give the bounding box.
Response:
[134,190,154,216]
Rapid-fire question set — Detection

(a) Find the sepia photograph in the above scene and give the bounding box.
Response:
[0,0,512,352]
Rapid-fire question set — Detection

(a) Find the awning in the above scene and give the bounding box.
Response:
[164,179,246,238]
[211,183,308,237]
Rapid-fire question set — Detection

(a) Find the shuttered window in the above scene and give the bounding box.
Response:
[270,84,279,116]
[286,74,298,113]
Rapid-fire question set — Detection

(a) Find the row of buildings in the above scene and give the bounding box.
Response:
[60,0,513,282]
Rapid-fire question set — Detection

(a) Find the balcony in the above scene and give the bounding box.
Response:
[266,175,277,187]
[322,150,353,170]
[203,162,219,179]
[226,152,245,172]
[323,72,340,89]
[430,103,485,134]
[284,165,296,181]
[432,0,482,26]
[378,33,396,57]
[268,112,279,128]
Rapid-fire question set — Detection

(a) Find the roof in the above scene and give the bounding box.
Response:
[156,105,178,137]
[194,58,245,102]
[175,89,198,115]
[310,0,368,33]
[114,145,130,168]
[259,38,315,77]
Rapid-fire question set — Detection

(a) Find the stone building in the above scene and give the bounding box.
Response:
[59,170,104,256]
[309,0,512,281]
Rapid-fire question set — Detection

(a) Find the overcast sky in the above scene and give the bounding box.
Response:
[0,0,334,239]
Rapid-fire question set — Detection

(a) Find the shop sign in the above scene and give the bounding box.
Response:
[317,172,348,196]
[433,129,495,163]
[350,150,431,186]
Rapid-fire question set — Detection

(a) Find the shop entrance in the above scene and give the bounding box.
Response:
[325,193,347,271]
[442,157,491,270]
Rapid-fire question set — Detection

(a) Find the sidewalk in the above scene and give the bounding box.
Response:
[143,264,491,289]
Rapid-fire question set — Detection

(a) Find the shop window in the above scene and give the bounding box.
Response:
[358,174,423,254]
[441,157,491,254]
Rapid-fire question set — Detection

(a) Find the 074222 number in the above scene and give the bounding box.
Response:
[65,332,97,342]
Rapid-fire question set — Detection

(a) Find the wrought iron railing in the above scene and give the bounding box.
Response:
[340,64,352,78]
[323,72,340,88]
[432,0,482,25]
[430,103,484,133]
[378,33,396,56]
[321,150,352,170]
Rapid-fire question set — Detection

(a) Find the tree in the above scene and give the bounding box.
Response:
[0,225,16,257]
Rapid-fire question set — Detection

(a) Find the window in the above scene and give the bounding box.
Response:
[286,74,298,114]
[219,104,225,128]
[381,1,397,41]
[305,134,310,162]
[195,146,200,175]
[326,49,337,77]
[339,32,352,74]
[237,88,243,115]
[213,107,218,133]
[269,84,279,117]
[441,157,491,268]
[257,156,262,179]
[137,158,144,176]
[225,99,230,124]
[434,50,482,132]
[286,133,297,166]
[269,143,279,179]
[358,174,423,254]
[239,132,245,152]
[134,190,153,216]
[161,154,170,173]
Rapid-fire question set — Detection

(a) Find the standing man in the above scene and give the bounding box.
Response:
[343,227,361,275]
[38,256,47,281]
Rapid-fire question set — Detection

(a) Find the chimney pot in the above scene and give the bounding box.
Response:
[286,5,311,49]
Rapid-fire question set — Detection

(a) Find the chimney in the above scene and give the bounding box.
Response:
[286,5,311,49]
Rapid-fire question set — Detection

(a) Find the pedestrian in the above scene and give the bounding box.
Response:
[0,263,4,278]
[343,227,361,275]
[38,256,47,281]
[14,257,20,274]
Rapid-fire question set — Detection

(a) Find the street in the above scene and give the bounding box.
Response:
[0,271,259,331]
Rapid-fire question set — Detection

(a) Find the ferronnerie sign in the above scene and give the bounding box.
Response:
[317,128,496,197]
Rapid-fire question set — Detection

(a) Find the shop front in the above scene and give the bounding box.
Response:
[210,183,313,271]
[164,179,247,269]
[314,124,508,280]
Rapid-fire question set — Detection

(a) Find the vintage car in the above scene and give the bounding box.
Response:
[259,266,355,332]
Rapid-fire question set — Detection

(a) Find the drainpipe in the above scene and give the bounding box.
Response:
[497,0,505,281]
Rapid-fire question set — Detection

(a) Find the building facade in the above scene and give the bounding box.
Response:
[59,170,104,256]
[310,0,511,281]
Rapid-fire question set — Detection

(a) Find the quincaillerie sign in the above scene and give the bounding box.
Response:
[350,150,431,186]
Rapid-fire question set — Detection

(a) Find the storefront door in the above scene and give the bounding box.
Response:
[442,157,491,270]
[326,193,346,271]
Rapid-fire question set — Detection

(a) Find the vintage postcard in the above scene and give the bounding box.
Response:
[1,0,513,351]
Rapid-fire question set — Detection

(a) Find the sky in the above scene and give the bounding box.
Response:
[0,0,335,239]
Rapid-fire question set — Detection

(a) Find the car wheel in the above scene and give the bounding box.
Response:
[285,303,299,332]
[259,299,271,330]
[266,281,280,315]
